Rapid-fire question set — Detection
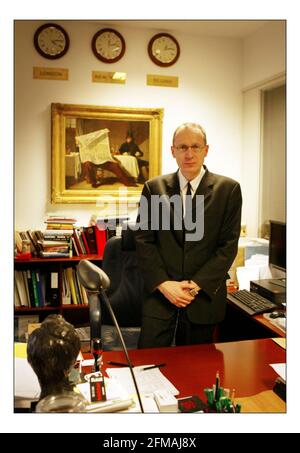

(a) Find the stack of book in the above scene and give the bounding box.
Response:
[41,215,77,258]
[71,225,107,257]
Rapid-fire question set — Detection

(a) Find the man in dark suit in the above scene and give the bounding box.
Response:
[135,123,242,348]
[119,131,149,182]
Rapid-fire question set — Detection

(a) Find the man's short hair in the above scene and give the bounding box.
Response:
[172,123,207,146]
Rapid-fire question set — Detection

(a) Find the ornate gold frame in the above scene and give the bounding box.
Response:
[51,103,163,204]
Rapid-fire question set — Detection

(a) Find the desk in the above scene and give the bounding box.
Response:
[15,338,285,413]
[218,298,285,342]
[86,338,285,412]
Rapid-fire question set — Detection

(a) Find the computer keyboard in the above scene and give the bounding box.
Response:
[227,289,278,316]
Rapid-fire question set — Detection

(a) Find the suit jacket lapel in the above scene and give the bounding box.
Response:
[165,172,184,244]
[192,167,215,211]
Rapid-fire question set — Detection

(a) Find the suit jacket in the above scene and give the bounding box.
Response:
[135,167,242,324]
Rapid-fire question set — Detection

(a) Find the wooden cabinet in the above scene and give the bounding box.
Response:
[14,254,102,328]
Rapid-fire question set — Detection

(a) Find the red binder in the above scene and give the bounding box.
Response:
[93,226,107,258]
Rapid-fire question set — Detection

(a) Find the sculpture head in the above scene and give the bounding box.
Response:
[27,314,81,400]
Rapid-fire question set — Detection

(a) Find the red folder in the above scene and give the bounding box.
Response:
[93,226,107,258]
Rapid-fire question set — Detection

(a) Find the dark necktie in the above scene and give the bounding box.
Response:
[185,182,192,216]
[183,182,192,240]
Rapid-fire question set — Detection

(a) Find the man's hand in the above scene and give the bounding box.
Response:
[188,280,201,297]
[158,280,196,308]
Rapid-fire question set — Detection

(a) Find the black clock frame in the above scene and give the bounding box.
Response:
[34,23,70,60]
[148,32,180,67]
[91,28,126,63]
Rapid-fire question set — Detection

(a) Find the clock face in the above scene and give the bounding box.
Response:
[148,33,180,67]
[92,28,125,63]
[34,23,69,59]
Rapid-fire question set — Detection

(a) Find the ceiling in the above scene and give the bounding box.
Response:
[97,20,270,39]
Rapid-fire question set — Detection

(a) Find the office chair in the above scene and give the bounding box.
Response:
[100,224,144,350]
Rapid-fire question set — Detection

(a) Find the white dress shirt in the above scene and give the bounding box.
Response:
[178,167,206,216]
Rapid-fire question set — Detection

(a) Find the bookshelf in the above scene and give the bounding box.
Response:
[14,254,103,330]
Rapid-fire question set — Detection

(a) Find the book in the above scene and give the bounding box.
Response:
[39,251,71,258]
[35,270,45,307]
[31,270,40,307]
[73,229,84,254]
[83,226,97,254]
[66,267,78,305]
[14,271,29,307]
[94,226,107,257]
[43,231,73,239]
[38,240,70,247]
[77,230,87,254]
[25,270,35,307]
[62,269,71,305]
[73,268,83,304]
[80,229,90,254]
[71,236,80,256]
[26,230,41,256]
[45,270,60,306]
[14,281,21,307]
[21,271,30,305]
[46,223,74,229]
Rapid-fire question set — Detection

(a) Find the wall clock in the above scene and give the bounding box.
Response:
[91,28,126,63]
[148,33,180,67]
[34,23,70,59]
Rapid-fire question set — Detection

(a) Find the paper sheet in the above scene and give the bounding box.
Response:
[272,338,286,349]
[270,363,286,382]
[14,357,41,399]
[106,365,179,397]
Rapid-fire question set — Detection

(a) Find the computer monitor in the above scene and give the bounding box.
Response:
[269,220,286,272]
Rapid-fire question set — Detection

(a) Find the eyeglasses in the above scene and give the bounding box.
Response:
[174,144,206,153]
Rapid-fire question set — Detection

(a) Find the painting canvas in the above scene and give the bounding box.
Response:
[51,103,163,204]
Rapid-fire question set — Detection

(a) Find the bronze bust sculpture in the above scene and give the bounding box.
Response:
[27,314,81,401]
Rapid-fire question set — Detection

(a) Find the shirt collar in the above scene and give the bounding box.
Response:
[178,166,206,193]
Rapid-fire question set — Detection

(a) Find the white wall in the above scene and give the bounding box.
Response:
[241,21,286,236]
[243,20,286,90]
[15,20,243,230]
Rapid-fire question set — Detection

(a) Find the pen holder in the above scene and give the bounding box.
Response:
[204,387,241,413]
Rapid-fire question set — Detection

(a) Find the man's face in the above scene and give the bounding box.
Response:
[171,126,208,180]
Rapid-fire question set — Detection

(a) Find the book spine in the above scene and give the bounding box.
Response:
[83,226,97,254]
[66,267,78,305]
[73,268,83,304]
[71,236,80,256]
[94,226,107,257]
[36,270,45,307]
[81,230,90,254]
[45,270,60,306]
[73,229,83,254]
[31,270,40,307]
[77,230,87,254]
[62,269,71,305]
[26,269,35,307]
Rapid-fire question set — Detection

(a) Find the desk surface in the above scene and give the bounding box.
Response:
[98,338,285,407]
[226,296,285,338]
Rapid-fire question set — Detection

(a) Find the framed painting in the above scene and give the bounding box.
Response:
[51,103,163,204]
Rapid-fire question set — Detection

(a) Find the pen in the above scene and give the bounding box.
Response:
[142,363,166,371]
[215,371,220,401]
[107,361,130,367]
